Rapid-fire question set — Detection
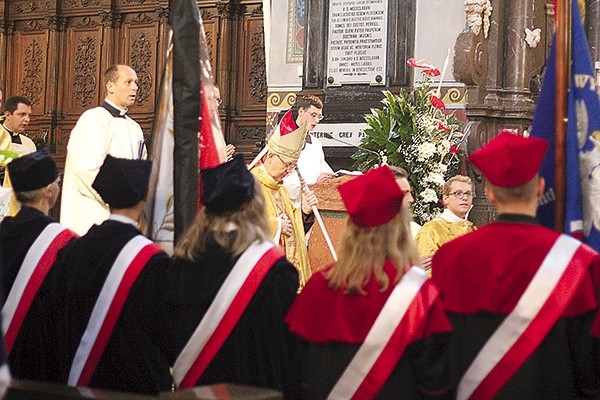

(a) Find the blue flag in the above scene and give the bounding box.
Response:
[530,2,600,250]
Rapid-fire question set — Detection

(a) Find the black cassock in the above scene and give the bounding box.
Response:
[50,219,175,395]
[0,206,74,382]
[169,237,300,399]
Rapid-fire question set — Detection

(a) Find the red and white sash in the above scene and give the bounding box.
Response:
[328,266,433,400]
[2,223,76,354]
[67,235,162,387]
[457,234,595,400]
[172,240,283,388]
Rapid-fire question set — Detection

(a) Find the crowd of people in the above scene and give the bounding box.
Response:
[0,63,600,400]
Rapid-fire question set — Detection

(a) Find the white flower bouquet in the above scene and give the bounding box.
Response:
[353,58,465,224]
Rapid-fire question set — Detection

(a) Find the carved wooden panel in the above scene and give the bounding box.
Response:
[0,0,266,167]
[63,17,104,115]
[121,15,160,113]
[7,26,49,113]
[9,0,54,18]
[239,9,266,111]
[61,0,111,14]
[202,18,219,75]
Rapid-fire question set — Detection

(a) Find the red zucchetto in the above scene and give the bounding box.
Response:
[337,166,404,227]
[468,130,548,187]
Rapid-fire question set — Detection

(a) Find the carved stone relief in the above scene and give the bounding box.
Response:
[130,32,153,106]
[73,36,98,108]
[21,39,44,106]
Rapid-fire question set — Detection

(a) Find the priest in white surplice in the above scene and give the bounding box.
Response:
[60,64,147,235]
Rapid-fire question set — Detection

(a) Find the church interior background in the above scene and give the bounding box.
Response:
[0,0,597,224]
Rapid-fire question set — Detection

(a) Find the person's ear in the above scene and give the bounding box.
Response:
[536,177,545,197]
[484,184,496,205]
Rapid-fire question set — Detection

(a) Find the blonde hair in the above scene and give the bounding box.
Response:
[443,175,472,196]
[174,182,271,261]
[326,206,420,295]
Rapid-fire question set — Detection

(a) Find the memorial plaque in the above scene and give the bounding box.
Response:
[310,123,369,147]
[326,0,388,86]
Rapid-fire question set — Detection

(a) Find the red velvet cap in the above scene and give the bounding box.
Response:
[468,130,548,187]
[337,166,404,227]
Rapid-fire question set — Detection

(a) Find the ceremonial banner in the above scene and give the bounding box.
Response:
[146,38,175,254]
[530,1,600,250]
[148,1,226,250]
[197,15,227,206]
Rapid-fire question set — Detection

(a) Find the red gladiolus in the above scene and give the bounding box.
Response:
[429,95,445,109]
[422,67,441,77]
[407,58,440,76]
[438,122,451,131]
[406,57,422,67]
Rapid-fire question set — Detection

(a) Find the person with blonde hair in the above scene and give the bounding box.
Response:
[170,155,300,398]
[286,166,451,399]
[416,174,476,271]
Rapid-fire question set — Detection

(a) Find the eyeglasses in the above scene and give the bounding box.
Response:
[448,191,474,198]
[276,154,296,171]
[309,111,324,121]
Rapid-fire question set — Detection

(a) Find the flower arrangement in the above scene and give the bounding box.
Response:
[353,58,465,224]
[0,150,20,167]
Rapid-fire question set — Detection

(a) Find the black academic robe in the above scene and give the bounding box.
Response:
[0,206,74,381]
[169,238,300,399]
[285,262,452,400]
[432,214,600,400]
[50,220,175,395]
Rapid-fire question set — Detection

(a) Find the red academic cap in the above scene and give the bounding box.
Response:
[468,130,548,187]
[338,166,404,227]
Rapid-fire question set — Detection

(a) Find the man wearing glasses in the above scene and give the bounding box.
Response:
[282,95,335,208]
[249,109,319,289]
[415,175,476,273]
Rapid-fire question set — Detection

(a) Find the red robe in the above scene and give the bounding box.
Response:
[286,261,452,399]
[432,214,600,399]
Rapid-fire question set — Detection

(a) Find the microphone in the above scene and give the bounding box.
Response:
[322,132,385,166]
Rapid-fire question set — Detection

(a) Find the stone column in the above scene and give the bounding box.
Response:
[501,0,535,110]
[586,0,600,61]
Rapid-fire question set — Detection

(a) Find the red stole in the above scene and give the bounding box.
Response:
[172,241,283,388]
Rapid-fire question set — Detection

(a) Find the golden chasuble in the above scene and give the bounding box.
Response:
[416,209,476,258]
[250,165,311,288]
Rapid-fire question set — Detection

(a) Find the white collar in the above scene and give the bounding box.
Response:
[104,98,128,115]
[439,208,468,223]
[108,214,139,228]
